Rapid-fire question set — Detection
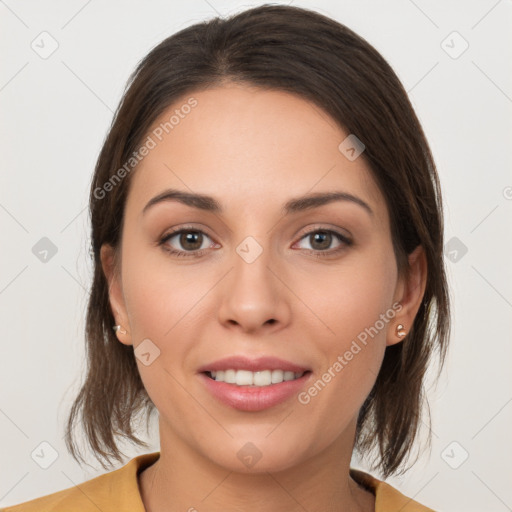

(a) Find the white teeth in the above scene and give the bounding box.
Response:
[254,370,272,386]
[235,370,253,386]
[209,369,305,386]
[271,369,283,383]
[224,369,236,384]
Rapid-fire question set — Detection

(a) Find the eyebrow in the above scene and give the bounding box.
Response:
[142,188,374,217]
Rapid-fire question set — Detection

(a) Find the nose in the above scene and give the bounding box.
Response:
[216,242,291,334]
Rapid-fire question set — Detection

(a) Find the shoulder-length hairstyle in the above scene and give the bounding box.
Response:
[65,4,450,477]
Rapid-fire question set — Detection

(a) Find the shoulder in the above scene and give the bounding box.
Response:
[0,452,160,512]
[0,474,113,512]
[350,468,437,512]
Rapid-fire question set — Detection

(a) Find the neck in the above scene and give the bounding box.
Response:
[139,419,375,512]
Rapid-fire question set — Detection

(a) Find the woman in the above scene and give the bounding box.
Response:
[2,4,450,511]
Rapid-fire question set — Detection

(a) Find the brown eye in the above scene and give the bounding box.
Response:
[159,228,215,258]
[178,231,204,251]
[295,229,352,255]
[309,231,332,251]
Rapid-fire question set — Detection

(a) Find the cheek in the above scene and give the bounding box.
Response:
[297,297,385,455]
[119,246,203,416]
[121,238,208,340]
[119,242,215,402]
[294,246,397,413]
[297,246,398,348]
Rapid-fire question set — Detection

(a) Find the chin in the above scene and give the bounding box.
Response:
[200,435,315,474]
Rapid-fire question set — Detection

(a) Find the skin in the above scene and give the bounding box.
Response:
[101,83,427,512]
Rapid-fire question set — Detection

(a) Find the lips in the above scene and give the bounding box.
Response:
[197,355,312,411]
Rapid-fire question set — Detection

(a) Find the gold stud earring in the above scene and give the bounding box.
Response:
[113,325,127,335]
[396,324,406,338]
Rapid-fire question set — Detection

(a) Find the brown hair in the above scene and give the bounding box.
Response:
[65,4,450,477]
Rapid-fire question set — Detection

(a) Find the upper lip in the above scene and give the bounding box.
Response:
[197,355,310,373]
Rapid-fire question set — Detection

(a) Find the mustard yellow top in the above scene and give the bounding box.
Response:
[1,451,435,511]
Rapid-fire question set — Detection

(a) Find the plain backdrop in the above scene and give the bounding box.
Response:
[1,1,511,511]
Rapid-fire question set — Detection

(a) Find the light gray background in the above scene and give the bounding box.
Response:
[1,1,511,511]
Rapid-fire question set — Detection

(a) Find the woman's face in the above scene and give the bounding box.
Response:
[102,83,423,473]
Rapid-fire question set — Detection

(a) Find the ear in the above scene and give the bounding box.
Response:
[100,243,133,346]
[387,245,427,347]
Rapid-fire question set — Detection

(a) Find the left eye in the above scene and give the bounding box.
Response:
[295,229,350,252]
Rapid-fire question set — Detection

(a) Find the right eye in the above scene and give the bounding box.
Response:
[159,228,218,258]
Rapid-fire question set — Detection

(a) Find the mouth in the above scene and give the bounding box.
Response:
[197,356,312,411]
[204,369,310,387]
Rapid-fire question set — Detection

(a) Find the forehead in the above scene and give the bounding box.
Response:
[125,84,386,221]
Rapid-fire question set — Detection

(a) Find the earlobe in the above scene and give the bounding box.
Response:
[100,244,133,346]
[387,245,427,347]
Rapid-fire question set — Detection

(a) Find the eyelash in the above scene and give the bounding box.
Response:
[158,225,353,259]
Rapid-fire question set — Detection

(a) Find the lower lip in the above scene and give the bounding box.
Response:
[199,372,311,411]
